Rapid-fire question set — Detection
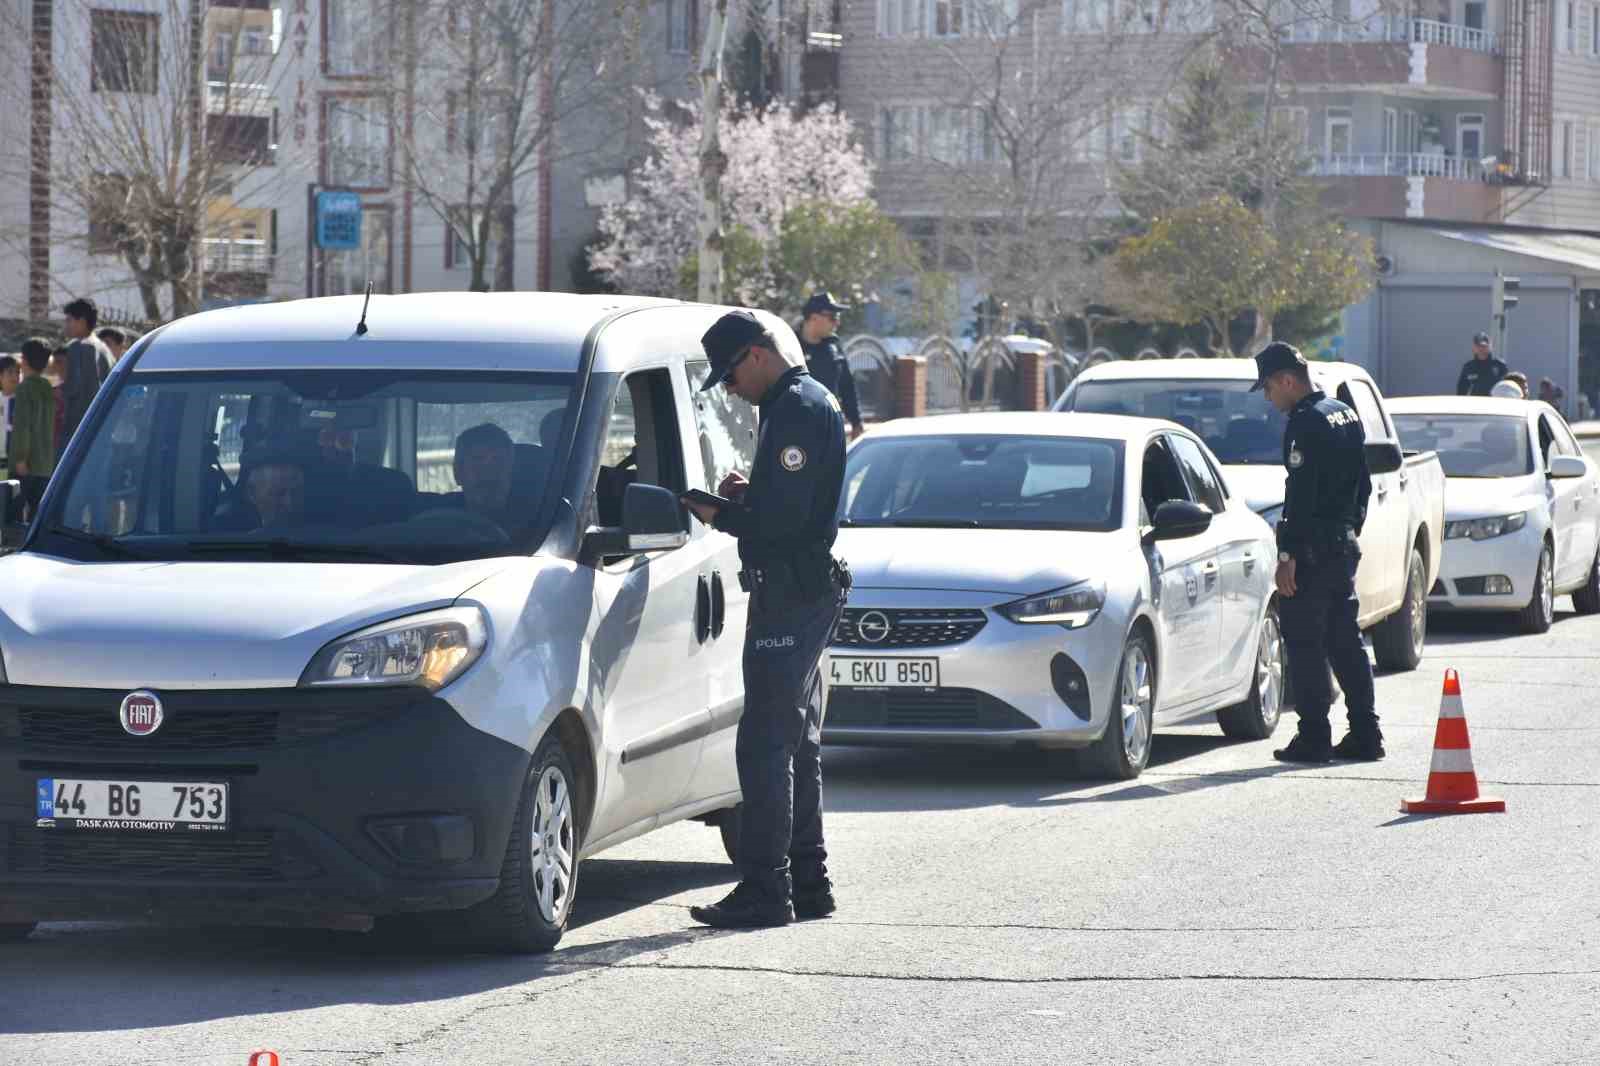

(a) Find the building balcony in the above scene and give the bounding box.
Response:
[1312,154,1505,223]
[206,80,274,117]
[1284,17,1499,55]
[1239,17,1502,99]
[202,237,271,275]
[1313,152,1487,181]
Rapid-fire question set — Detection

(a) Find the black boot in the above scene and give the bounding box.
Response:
[689,882,793,929]
[1333,731,1385,761]
[1273,732,1333,764]
[792,876,836,920]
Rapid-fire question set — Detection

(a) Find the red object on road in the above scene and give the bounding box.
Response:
[1400,669,1506,815]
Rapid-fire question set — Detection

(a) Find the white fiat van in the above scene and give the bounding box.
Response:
[0,292,775,951]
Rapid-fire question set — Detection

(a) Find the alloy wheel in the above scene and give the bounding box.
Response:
[1120,642,1154,766]
[1408,556,1427,660]
[1540,548,1555,627]
[529,765,575,926]
[1257,611,1284,727]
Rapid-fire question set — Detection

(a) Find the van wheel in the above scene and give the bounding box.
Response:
[1516,543,1555,634]
[1080,631,1155,780]
[0,922,35,943]
[717,805,741,865]
[464,732,580,953]
[1373,549,1426,672]
[1571,546,1600,615]
[1217,605,1284,740]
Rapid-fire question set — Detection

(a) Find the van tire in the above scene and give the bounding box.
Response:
[1373,548,1426,672]
[463,732,580,953]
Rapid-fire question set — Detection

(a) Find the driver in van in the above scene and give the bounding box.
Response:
[451,422,518,529]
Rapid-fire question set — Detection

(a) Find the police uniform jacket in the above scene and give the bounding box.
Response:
[1456,355,1508,396]
[799,332,863,428]
[1278,390,1372,564]
[713,365,846,573]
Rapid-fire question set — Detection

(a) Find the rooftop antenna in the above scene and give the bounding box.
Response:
[355,282,373,336]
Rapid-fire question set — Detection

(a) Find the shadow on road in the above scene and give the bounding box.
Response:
[0,857,735,1035]
[1419,605,1577,645]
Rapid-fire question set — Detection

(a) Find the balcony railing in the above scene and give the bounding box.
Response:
[206,79,274,117]
[202,237,271,274]
[1281,17,1499,55]
[1312,153,1486,181]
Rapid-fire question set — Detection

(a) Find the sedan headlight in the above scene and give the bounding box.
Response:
[301,606,488,691]
[1444,512,1529,541]
[998,581,1106,629]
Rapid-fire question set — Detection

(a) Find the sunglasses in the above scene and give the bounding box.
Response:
[722,346,754,388]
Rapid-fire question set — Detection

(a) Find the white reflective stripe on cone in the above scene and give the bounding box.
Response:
[1429,748,1477,774]
[1438,694,1465,719]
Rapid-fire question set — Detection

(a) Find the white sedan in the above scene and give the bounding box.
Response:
[1389,397,1600,632]
[826,413,1283,779]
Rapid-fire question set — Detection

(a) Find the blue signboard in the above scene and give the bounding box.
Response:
[315,191,363,251]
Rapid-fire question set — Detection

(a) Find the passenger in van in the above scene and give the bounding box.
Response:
[302,424,414,527]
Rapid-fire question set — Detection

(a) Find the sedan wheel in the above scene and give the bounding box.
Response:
[1081,632,1156,780]
[1218,606,1284,740]
[1516,544,1555,635]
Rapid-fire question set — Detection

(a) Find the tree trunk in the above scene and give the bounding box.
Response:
[494,201,516,291]
[1245,24,1285,358]
[697,0,732,304]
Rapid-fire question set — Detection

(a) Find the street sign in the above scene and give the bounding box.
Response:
[315,191,363,251]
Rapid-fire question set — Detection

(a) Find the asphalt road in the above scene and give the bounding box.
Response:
[3,604,1597,1065]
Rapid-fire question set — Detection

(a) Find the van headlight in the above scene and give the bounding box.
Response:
[998,581,1105,629]
[1444,512,1528,541]
[301,606,488,691]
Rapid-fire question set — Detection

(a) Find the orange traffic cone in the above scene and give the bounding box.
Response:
[1401,669,1505,814]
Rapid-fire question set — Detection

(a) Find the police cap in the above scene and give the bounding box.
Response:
[802,291,850,316]
[1249,342,1309,392]
[700,310,773,392]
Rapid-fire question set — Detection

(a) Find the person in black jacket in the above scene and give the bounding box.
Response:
[797,292,864,440]
[1253,343,1384,764]
[1456,331,1509,396]
[683,310,851,929]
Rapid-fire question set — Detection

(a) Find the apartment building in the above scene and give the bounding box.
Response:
[829,0,1600,407]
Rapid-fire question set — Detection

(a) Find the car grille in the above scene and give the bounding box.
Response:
[4,825,321,881]
[825,688,1038,731]
[0,687,420,753]
[832,608,987,649]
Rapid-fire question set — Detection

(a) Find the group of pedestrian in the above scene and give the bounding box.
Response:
[1456,330,1567,409]
[2,297,127,525]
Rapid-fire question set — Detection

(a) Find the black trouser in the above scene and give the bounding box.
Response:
[9,475,47,525]
[1279,552,1379,744]
[735,572,848,901]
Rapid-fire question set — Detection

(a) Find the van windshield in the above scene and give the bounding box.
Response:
[37,369,575,564]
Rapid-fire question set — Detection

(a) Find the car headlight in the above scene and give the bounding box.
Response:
[300,606,488,691]
[1257,504,1283,528]
[998,581,1105,629]
[1444,512,1529,541]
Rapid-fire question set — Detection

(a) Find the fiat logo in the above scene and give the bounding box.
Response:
[119,690,164,736]
[856,611,892,644]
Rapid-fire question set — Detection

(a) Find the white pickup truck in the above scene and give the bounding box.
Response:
[1056,358,1445,671]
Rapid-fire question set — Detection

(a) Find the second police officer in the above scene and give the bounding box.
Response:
[1252,343,1386,764]
[797,292,866,441]
[682,310,851,928]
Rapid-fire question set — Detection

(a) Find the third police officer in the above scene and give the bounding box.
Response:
[797,292,865,440]
[1252,343,1386,764]
[683,310,851,928]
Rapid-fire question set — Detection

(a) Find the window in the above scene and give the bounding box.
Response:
[209,113,275,167]
[880,0,1016,36]
[1393,414,1533,478]
[1562,1,1577,52]
[1592,2,1600,55]
[1464,1,1486,30]
[1384,108,1398,154]
[1273,106,1309,150]
[1117,0,1160,33]
[881,105,917,162]
[1071,113,1108,163]
[1403,110,1419,153]
[92,11,159,94]
[1339,380,1394,443]
[447,91,510,159]
[1590,123,1600,182]
[686,361,758,489]
[443,207,501,274]
[210,33,234,77]
[1113,106,1148,163]
[1140,439,1192,521]
[1558,118,1575,179]
[320,205,391,295]
[1063,0,1110,31]
[325,96,391,189]
[667,0,699,54]
[1167,435,1226,513]
[933,0,964,36]
[241,28,271,57]
[1325,107,1353,157]
[880,0,925,36]
[87,173,131,255]
[327,0,387,76]
[593,370,686,530]
[1458,113,1484,163]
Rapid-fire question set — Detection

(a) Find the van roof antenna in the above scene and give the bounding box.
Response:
[355,282,373,336]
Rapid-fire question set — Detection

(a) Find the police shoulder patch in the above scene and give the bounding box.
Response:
[823,391,842,414]
[1288,447,1304,469]
[780,445,807,471]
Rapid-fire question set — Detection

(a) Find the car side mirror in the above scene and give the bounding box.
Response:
[1364,441,1404,475]
[581,483,689,562]
[1548,455,1587,479]
[1143,500,1213,544]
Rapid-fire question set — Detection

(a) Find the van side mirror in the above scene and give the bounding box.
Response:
[581,483,689,562]
[1364,441,1404,475]
[1143,500,1213,544]
[1548,455,1587,479]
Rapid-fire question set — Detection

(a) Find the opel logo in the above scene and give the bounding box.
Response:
[119,690,164,736]
[856,611,892,644]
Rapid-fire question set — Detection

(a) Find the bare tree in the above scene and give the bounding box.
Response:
[389,0,647,293]
[0,0,294,321]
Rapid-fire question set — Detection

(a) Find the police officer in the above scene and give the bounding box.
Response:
[1456,331,1509,396]
[797,292,865,441]
[683,310,851,928]
[1253,343,1385,763]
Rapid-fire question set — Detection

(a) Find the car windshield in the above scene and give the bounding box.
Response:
[38,369,575,564]
[1393,413,1533,478]
[1066,378,1286,464]
[840,434,1123,531]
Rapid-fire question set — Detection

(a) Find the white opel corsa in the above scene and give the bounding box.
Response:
[826,413,1284,779]
[1389,396,1600,632]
